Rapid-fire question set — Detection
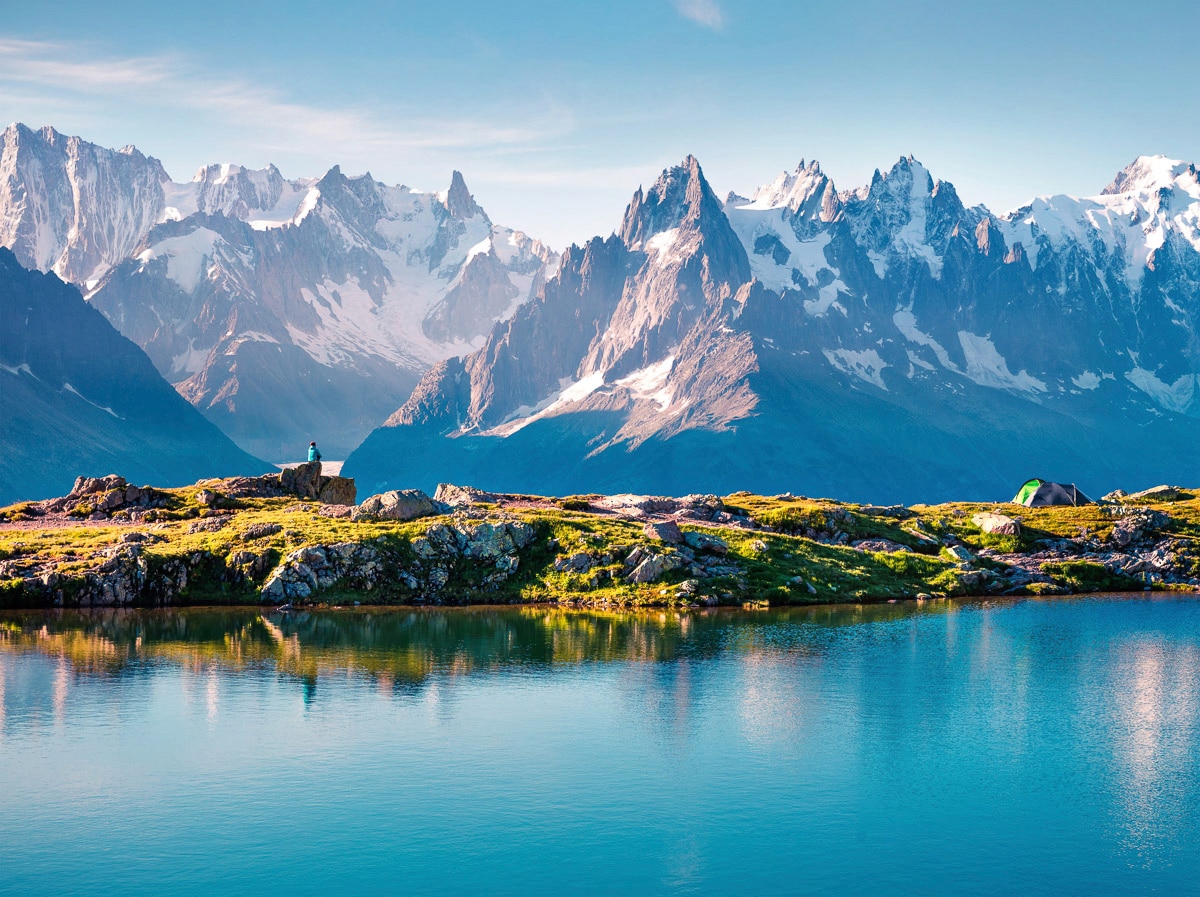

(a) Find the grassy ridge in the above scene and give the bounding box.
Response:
[2,483,1199,609]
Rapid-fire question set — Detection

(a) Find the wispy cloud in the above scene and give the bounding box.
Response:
[672,0,725,30]
[0,38,569,163]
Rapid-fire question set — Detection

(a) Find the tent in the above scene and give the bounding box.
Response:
[1011,478,1093,507]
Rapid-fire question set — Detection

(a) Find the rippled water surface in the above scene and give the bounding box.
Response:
[2,596,1200,895]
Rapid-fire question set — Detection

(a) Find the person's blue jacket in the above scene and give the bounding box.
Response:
[308,444,321,462]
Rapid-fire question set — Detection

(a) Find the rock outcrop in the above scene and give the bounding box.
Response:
[34,474,166,521]
[276,463,357,505]
[262,515,537,603]
[351,489,442,522]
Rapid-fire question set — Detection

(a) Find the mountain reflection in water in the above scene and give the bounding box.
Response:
[2,597,1199,897]
[0,602,953,696]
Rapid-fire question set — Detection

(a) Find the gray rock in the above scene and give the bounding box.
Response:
[971,512,1022,537]
[627,554,666,583]
[1111,510,1170,548]
[70,474,127,497]
[352,489,438,522]
[280,461,322,499]
[851,539,912,553]
[242,522,283,540]
[433,483,501,507]
[554,552,594,574]
[643,520,684,544]
[683,531,729,555]
[1127,485,1182,502]
[945,545,974,563]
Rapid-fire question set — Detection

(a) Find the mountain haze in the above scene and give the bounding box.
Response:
[0,248,266,504]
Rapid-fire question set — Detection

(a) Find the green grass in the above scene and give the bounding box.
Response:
[3,483,1200,609]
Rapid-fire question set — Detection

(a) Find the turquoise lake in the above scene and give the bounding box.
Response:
[2,596,1199,895]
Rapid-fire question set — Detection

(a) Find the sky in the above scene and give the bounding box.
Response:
[1,0,1196,248]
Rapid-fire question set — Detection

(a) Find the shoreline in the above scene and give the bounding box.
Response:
[3,475,1199,611]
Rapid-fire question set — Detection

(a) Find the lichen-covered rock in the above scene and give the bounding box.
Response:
[352,489,438,522]
[242,522,283,540]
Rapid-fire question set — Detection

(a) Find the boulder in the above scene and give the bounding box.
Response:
[433,483,500,507]
[945,545,974,563]
[972,512,1022,537]
[352,489,438,522]
[70,474,127,497]
[554,552,595,574]
[1111,510,1170,548]
[280,461,322,499]
[220,475,285,499]
[643,520,684,544]
[242,522,283,540]
[683,531,729,555]
[627,554,665,583]
[1127,485,1182,502]
[851,539,912,553]
[317,476,356,506]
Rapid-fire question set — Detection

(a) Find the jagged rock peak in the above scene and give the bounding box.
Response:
[446,170,482,220]
[619,154,724,247]
[4,122,165,174]
[1102,154,1199,196]
[744,158,840,219]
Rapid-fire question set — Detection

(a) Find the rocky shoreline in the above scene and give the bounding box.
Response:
[2,467,1199,610]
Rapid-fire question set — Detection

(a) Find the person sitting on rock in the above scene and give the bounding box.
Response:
[308,441,322,463]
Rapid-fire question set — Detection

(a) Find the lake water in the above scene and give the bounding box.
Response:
[2,596,1199,895]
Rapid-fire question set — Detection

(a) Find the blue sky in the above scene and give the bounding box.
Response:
[2,0,1195,247]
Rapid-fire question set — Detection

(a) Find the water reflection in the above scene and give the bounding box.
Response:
[3,596,1200,896]
[0,602,959,700]
[1107,637,1200,864]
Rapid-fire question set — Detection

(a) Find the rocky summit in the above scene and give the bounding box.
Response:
[347,154,1200,504]
[3,477,1199,610]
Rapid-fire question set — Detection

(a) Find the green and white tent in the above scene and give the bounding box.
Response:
[1012,478,1093,507]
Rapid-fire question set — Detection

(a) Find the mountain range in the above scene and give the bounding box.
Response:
[345,153,1200,503]
[3,122,1198,504]
[0,247,265,504]
[0,123,557,459]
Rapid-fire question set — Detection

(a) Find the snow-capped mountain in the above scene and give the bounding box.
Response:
[346,153,1200,502]
[0,123,558,459]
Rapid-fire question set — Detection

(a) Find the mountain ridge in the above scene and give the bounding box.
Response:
[0,122,559,459]
[0,247,267,504]
[345,151,1200,503]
